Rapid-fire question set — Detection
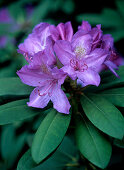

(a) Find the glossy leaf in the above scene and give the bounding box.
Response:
[77,8,122,28]
[84,67,124,93]
[18,136,78,170]
[114,138,124,148]
[17,150,36,170]
[0,99,42,125]
[0,77,33,97]
[1,125,15,161]
[101,66,124,85]
[81,94,124,139]
[1,125,26,168]
[100,87,124,107]
[116,0,124,18]
[31,109,71,163]
[75,115,112,169]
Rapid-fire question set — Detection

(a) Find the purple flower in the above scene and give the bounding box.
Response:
[17,52,70,114]
[57,21,73,41]
[79,21,123,77]
[101,34,124,77]
[18,22,73,63]
[18,22,60,64]
[17,20,123,113]
[54,30,108,87]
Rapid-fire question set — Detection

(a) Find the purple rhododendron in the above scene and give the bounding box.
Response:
[17,20,123,114]
[17,52,70,114]
[78,21,124,77]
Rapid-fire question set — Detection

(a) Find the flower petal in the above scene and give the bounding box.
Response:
[64,21,73,41]
[54,40,74,65]
[18,23,51,57]
[49,25,60,41]
[104,60,119,78]
[90,24,102,49]
[71,32,92,56]
[78,21,91,32]
[77,68,100,87]
[28,87,50,108]
[61,65,77,80]
[84,48,108,70]
[102,34,114,50]
[51,85,71,114]
[44,36,57,66]
[17,65,51,87]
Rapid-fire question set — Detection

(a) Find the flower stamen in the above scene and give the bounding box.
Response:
[75,45,86,59]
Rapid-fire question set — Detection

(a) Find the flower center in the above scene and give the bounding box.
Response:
[74,45,86,59]
[70,58,88,72]
[70,59,79,71]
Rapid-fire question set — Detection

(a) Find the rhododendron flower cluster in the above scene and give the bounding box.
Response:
[17,21,123,114]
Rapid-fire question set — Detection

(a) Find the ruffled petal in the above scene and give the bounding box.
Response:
[61,65,77,80]
[54,40,74,65]
[77,68,100,87]
[71,32,92,56]
[33,22,49,34]
[49,25,60,41]
[17,65,51,87]
[84,48,108,70]
[90,24,102,49]
[44,36,57,66]
[28,87,50,108]
[65,21,73,41]
[51,85,71,114]
[57,22,73,41]
[18,23,51,58]
[18,34,42,57]
[78,21,91,32]
[102,34,114,50]
[57,23,65,40]
[104,60,119,78]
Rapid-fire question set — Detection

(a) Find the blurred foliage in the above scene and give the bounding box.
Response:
[0,0,124,169]
[77,0,124,42]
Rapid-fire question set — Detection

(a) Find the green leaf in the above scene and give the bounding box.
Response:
[18,136,78,170]
[81,94,124,139]
[1,125,27,168]
[0,24,12,35]
[0,77,33,97]
[17,150,36,170]
[110,29,124,42]
[31,0,51,25]
[62,0,75,14]
[31,109,71,163]
[0,62,17,78]
[100,87,124,107]
[101,66,124,85]
[75,115,112,169]
[114,138,124,148]
[1,125,15,161]
[76,8,123,28]
[116,0,124,18]
[84,66,124,93]
[0,99,42,125]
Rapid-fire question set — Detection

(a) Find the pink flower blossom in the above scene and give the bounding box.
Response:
[17,52,70,114]
[54,30,108,87]
[79,21,123,77]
